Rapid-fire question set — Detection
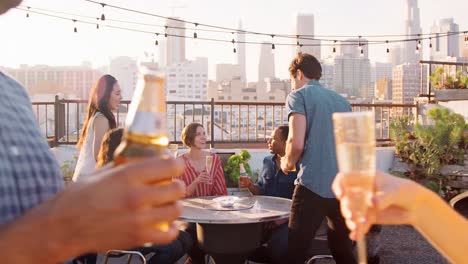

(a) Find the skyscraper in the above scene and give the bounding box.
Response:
[236,21,247,82]
[292,13,321,59]
[402,0,422,64]
[334,38,371,98]
[165,18,186,66]
[110,56,138,100]
[392,64,427,105]
[430,18,460,60]
[258,42,275,82]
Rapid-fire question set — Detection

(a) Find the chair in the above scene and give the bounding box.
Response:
[306,221,334,264]
[103,250,147,264]
[450,191,468,219]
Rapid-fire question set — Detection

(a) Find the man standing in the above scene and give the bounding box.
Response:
[0,1,185,262]
[238,125,296,264]
[280,53,356,264]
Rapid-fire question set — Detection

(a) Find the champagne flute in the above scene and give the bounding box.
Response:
[205,155,214,184]
[333,111,376,264]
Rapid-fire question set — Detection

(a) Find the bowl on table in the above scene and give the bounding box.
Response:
[213,196,240,208]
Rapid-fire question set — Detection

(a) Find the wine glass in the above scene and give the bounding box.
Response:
[333,111,376,264]
[205,155,214,184]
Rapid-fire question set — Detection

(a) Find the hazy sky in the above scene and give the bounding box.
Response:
[1,0,467,81]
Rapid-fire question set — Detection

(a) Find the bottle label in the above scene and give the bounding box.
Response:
[128,111,167,135]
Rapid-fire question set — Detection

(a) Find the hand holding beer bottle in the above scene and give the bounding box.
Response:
[114,65,174,232]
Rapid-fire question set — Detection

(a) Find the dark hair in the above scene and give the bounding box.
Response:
[276,125,289,141]
[96,128,124,168]
[77,74,118,149]
[288,53,322,80]
[181,122,203,148]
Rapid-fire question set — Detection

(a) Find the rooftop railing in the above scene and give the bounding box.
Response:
[32,96,417,147]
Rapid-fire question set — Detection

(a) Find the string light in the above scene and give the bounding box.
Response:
[429,37,432,48]
[332,40,337,53]
[26,6,30,18]
[96,17,99,29]
[386,40,389,53]
[13,5,468,53]
[415,40,420,53]
[100,3,106,21]
[271,35,275,51]
[73,19,77,33]
[465,31,468,45]
[193,23,198,38]
[232,38,236,53]
[155,33,159,45]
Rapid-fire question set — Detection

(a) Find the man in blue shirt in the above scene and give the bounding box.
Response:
[280,53,356,264]
[238,125,296,264]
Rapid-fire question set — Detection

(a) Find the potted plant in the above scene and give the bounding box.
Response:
[430,67,468,101]
[224,150,252,187]
[390,108,467,200]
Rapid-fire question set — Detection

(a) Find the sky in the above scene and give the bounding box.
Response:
[0,0,467,81]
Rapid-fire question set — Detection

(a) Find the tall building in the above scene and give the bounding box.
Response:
[292,13,321,59]
[236,21,247,82]
[334,38,371,98]
[321,62,334,89]
[165,57,208,101]
[461,35,468,58]
[390,45,403,67]
[165,18,186,66]
[430,18,460,60]
[216,64,242,82]
[109,56,138,100]
[3,64,102,99]
[402,0,422,64]
[392,63,427,104]
[374,62,393,81]
[258,42,275,82]
[375,78,392,100]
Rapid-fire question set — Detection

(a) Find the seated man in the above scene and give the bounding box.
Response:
[238,125,297,264]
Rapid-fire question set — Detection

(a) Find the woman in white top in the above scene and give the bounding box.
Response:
[73,74,122,181]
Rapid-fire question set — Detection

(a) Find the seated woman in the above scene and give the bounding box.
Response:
[85,127,193,264]
[178,123,228,264]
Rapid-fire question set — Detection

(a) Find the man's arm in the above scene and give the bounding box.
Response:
[0,158,186,263]
[281,113,306,174]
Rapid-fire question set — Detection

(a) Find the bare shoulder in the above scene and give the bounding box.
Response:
[93,114,109,130]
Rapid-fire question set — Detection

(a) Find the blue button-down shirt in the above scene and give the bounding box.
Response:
[255,155,297,199]
[286,80,351,198]
[0,72,64,224]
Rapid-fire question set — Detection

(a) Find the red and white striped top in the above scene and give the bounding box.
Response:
[179,153,228,198]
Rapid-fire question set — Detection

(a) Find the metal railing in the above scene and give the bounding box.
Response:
[32,97,417,147]
[419,60,468,101]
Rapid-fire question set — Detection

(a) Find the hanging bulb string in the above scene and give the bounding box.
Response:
[82,0,462,40]
[13,6,466,48]
[17,4,468,43]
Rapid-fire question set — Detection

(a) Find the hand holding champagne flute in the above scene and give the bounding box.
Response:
[333,111,376,264]
[203,155,214,184]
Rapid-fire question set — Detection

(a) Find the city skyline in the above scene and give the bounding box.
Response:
[1,0,467,82]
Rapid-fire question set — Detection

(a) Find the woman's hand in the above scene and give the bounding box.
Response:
[197,170,212,184]
[332,171,428,240]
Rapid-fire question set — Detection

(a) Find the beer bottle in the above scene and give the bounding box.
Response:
[238,163,250,188]
[114,65,170,231]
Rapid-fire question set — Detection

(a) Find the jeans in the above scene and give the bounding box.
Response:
[288,184,356,264]
[249,222,288,264]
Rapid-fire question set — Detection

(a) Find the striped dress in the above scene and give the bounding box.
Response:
[179,153,227,197]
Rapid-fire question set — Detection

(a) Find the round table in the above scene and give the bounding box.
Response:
[180,195,292,264]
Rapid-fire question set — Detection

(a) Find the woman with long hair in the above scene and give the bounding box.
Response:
[73,74,122,181]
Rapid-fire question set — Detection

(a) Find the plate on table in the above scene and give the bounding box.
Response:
[206,196,254,211]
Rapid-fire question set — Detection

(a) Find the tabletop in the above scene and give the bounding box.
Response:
[179,195,292,224]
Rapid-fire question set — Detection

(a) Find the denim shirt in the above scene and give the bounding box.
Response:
[285,80,351,198]
[255,155,297,199]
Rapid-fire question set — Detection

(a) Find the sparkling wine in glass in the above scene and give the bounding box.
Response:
[205,155,214,184]
[333,111,376,264]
